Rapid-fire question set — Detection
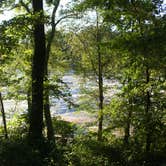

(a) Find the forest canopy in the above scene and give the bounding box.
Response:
[0,0,166,166]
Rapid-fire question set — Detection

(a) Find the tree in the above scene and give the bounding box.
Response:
[44,0,78,141]
[29,0,46,142]
[43,0,61,142]
[104,0,166,151]
[0,92,8,139]
[66,11,114,141]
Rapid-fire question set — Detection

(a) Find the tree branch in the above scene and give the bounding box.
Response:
[20,0,31,13]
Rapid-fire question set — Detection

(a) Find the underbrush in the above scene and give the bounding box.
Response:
[0,115,166,166]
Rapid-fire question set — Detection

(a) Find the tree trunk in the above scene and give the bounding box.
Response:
[29,0,46,142]
[27,87,32,117]
[145,66,151,152]
[43,3,60,142]
[97,48,103,141]
[96,12,104,141]
[124,108,132,145]
[0,92,8,139]
[124,78,133,145]
[44,67,54,141]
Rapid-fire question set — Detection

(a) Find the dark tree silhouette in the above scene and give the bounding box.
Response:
[29,0,46,142]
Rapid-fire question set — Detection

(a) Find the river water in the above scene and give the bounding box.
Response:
[1,73,119,124]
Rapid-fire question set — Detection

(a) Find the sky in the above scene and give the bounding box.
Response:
[0,0,166,22]
[0,0,71,22]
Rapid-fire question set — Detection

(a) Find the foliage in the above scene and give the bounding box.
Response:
[0,139,44,166]
[64,137,124,166]
[0,0,166,165]
[52,118,76,143]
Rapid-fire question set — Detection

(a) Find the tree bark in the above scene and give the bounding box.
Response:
[96,12,104,141]
[44,66,54,141]
[44,1,60,142]
[29,0,46,142]
[124,108,132,145]
[0,92,8,139]
[124,78,133,145]
[97,44,103,141]
[145,66,151,152]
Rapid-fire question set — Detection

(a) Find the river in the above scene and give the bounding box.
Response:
[1,72,119,124]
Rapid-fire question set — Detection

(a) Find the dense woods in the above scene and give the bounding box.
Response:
[0,0,166,165]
